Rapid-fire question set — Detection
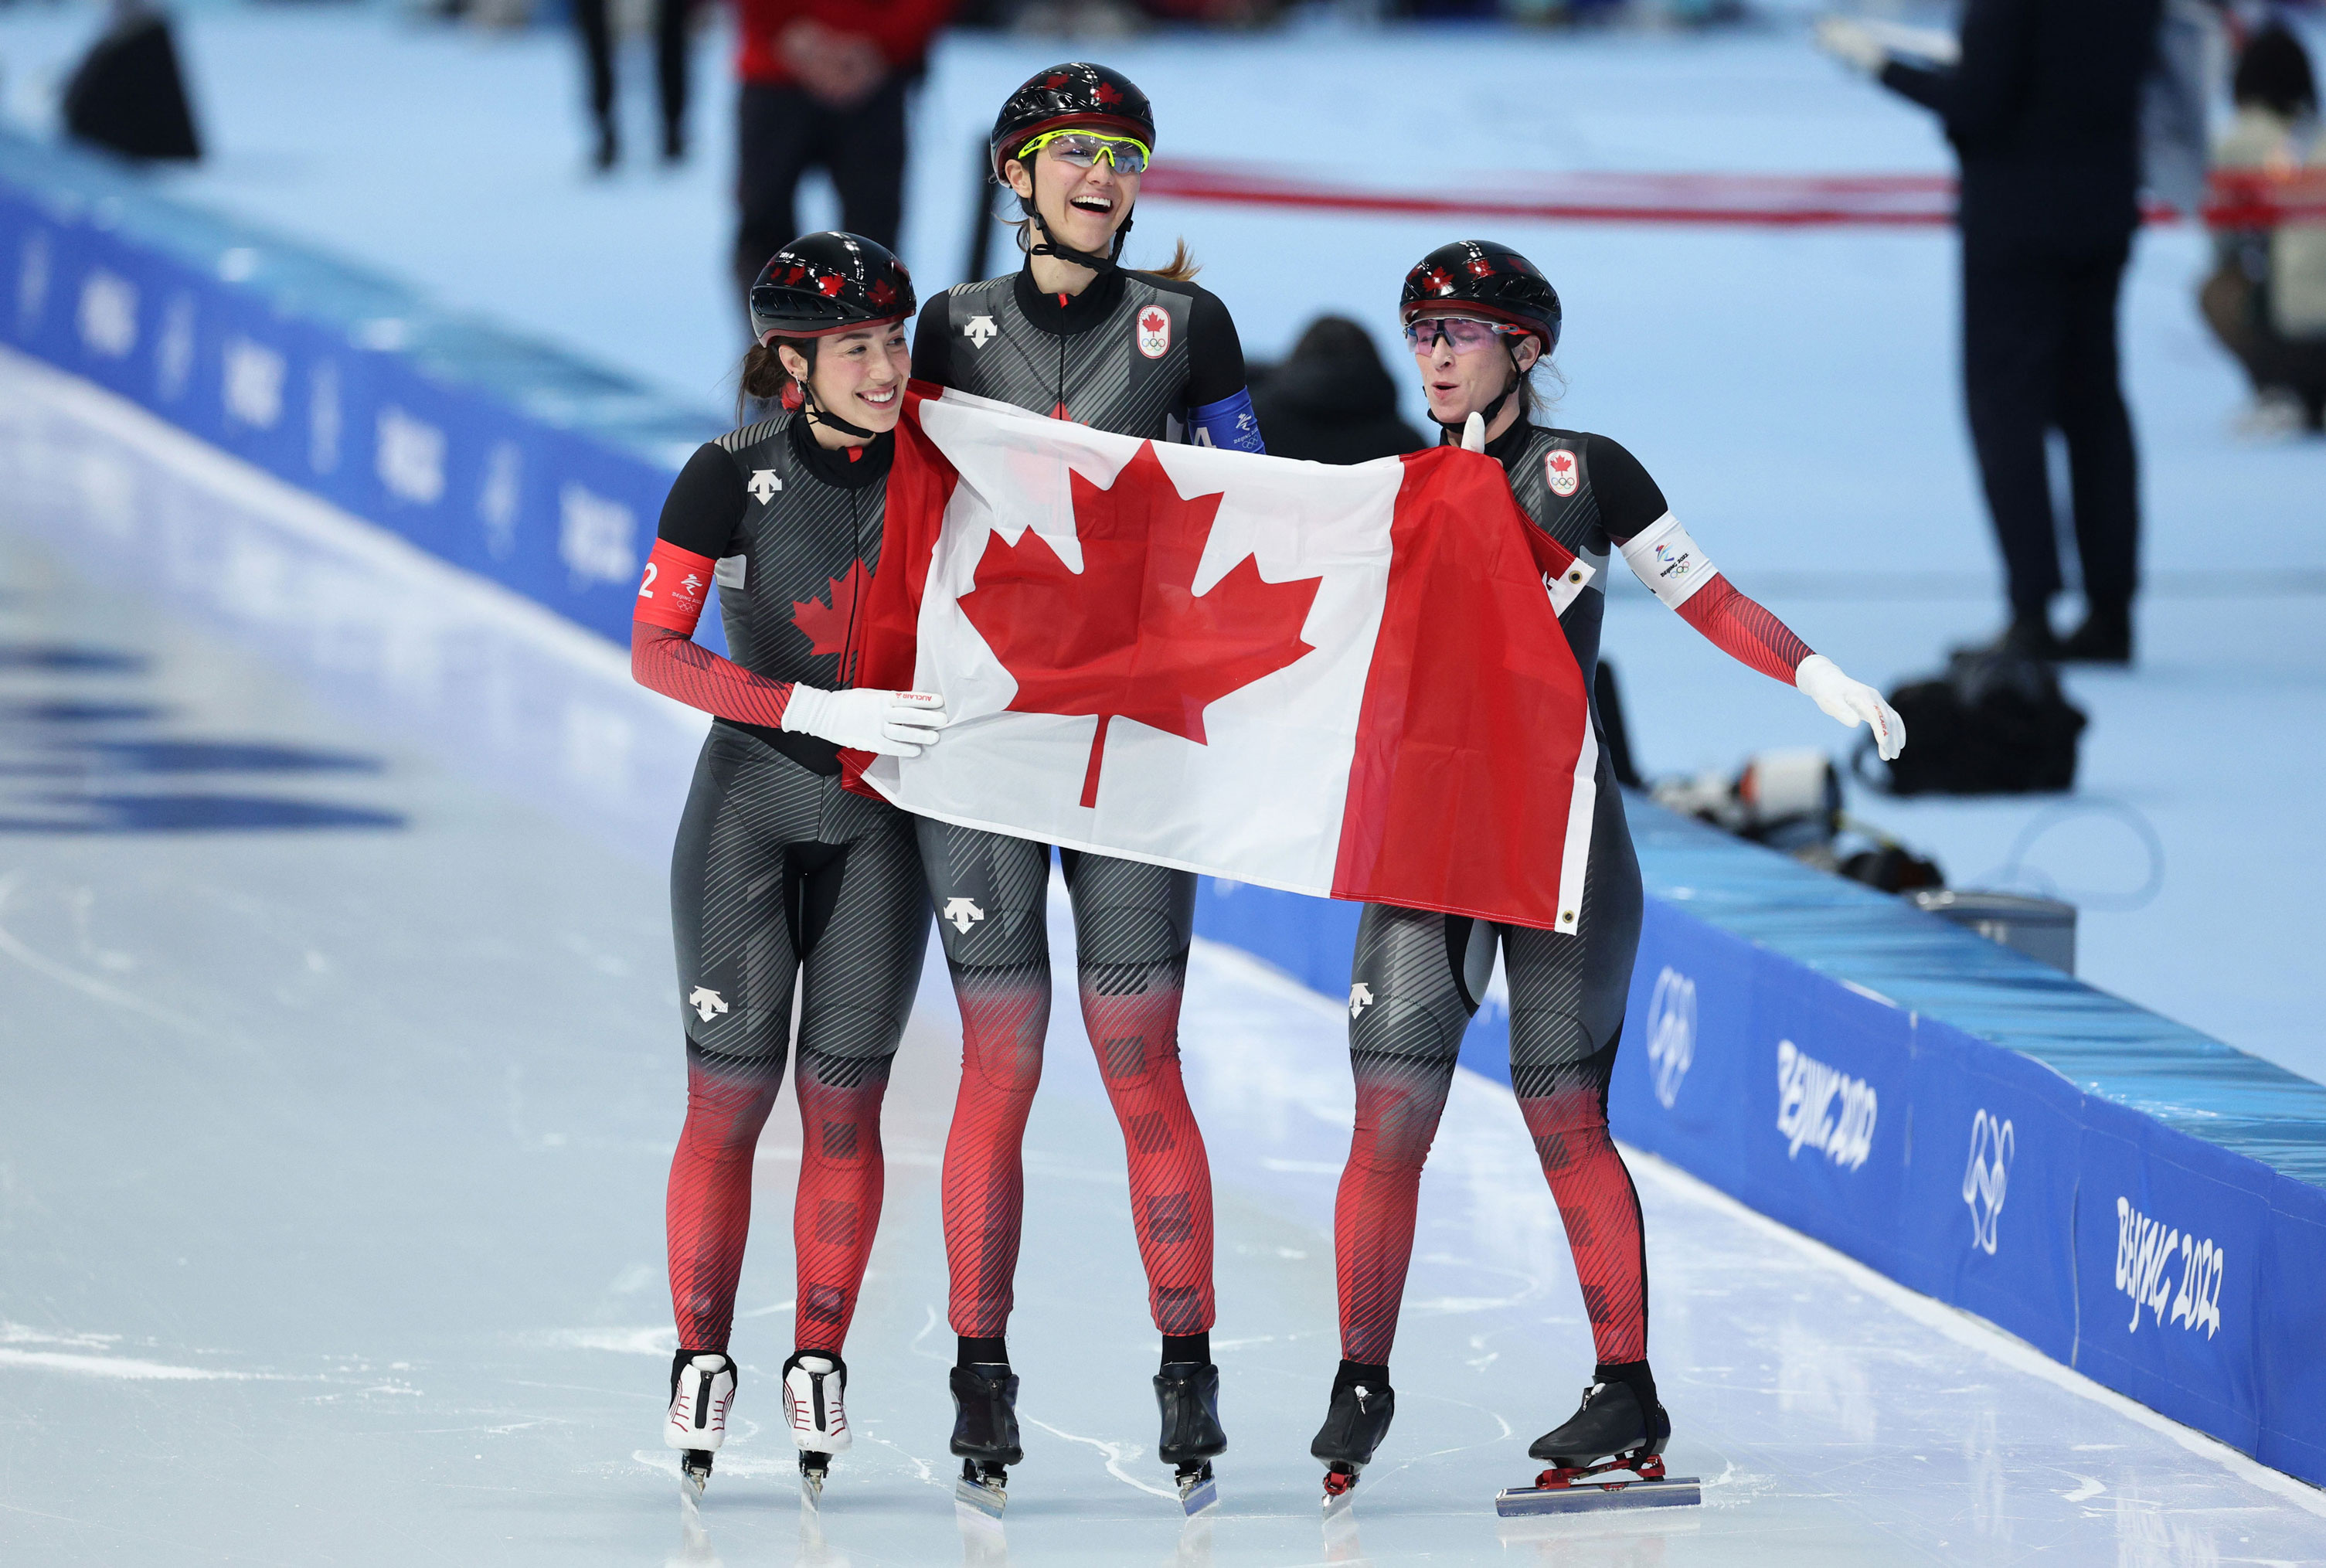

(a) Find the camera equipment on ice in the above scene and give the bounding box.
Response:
[1857,651,2086,797]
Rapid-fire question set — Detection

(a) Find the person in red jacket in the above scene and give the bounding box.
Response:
[728,0,957,307]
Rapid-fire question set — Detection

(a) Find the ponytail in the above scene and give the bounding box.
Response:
[1147,237,1200,282]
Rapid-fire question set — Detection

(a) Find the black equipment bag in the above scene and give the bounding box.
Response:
[64,11,202,163]
[1858,651,2086,797]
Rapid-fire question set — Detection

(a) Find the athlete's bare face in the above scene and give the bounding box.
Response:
[1005,141,1140,260]
[781,324,912,446]
[1411,308,1541,434]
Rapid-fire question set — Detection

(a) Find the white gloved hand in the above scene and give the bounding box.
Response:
[1461,411,1488,453]
[782,686,947,757]
[1814,15,1890,74]
[1795,653,1906,761]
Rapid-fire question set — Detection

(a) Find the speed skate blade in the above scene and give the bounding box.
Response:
[1495,1474,1702,1517]
[1178,1473,1218,1516]
[954,1475,1007,1520]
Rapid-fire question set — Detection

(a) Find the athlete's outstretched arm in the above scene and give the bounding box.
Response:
[1615,513,1903,760]
[1586,435,1903,760]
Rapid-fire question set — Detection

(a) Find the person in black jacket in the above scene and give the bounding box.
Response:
[1821,0,2161,665]
[1248,316,1427,464]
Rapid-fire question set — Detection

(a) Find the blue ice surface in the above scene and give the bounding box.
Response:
[2,3,2322,1080]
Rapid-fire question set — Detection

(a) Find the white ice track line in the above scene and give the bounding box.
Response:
[22,344,2326,1518]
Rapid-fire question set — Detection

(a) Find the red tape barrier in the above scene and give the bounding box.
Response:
[1140,162,2326,230]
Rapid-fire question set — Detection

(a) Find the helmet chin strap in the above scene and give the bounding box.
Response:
[803,386,879,443]
[1019,163,1131,273]
[1431,346,1523,434]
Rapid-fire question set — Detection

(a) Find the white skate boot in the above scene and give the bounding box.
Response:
[784,1351,850,1500]
[665,1351,736,1495]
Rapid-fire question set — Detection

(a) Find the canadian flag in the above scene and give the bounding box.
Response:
[847,386,1602,933]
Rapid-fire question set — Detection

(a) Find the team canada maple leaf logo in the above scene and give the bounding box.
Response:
[792,561,869,682]
[957,442,1321,808]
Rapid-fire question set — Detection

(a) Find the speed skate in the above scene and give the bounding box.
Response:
[1494,1451,1703,1517]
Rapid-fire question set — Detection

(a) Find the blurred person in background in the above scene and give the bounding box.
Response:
[1247,316,1427,464]
[1821,0,2161,665]
[2202,19,2326,436]
[729,0,957,311]
[573,0,697,169]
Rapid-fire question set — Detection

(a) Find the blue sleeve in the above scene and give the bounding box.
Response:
[1188,389,1266,454]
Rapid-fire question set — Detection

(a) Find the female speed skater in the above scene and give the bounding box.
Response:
[907,61,1268,1514]
[634,230,949,1499]
[1308,240,1906,1505]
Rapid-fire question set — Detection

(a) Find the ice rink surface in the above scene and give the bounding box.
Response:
[7,355,2326,1564]
[5,3,2324,1073]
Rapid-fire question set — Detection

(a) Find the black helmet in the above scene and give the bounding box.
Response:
[989,62,1155,181]
[1399,240,1563,356]
[747,231,915,347]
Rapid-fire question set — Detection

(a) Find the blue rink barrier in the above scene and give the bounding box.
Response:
[6,127,2323,1492]
[0,131,723,651]
[1196,803,2326,1489]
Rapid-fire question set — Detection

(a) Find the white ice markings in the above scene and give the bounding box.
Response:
[0,1322,284,1382]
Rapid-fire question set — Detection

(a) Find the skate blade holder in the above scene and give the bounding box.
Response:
[1176,1461,1218,1517]
[954,1461,1008,1522]
[1495,1456,1701,1519]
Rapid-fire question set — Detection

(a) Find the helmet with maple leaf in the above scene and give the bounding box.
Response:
[989,63,1155,274]
[989,63,1155,182]
[1399,240,1563,356]
[747,231,916,348]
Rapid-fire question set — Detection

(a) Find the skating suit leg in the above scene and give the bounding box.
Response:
[1505,772,1648,1366]
[788,798,929,1354]
[918,820,1055,1338]
[1338,756,1647,1366]
[1337,906,1479,1364]
[664,727,927,1355]
[1058,851,1214,1337]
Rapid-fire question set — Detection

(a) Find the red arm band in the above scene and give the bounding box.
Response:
[1672,574,1814,685]
[634,539,716,634]
[631,541,797,726]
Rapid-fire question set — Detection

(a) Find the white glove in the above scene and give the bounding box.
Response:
[1814,15,1890,74]
[781,686,947,757]
[1795,653,1906,761]
[1461,411,1488,453]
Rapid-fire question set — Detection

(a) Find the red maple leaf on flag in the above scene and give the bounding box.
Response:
[957,442,1321,809]
[792,561,869,682]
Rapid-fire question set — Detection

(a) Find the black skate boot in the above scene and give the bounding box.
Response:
[950,1363,1022,1518]
[1154,1361,1226,1514]
[1495,1370,1699,1518]
[1309,1360,1395,1508]
[1528,1376,1668,1469]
